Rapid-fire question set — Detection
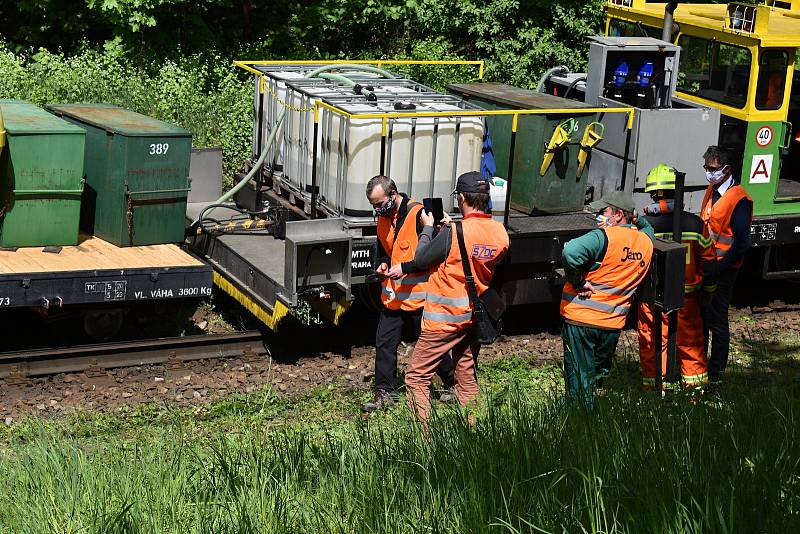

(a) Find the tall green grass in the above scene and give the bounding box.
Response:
[0,384,797,532]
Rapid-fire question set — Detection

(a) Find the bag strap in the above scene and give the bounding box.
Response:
[455,221,481,305]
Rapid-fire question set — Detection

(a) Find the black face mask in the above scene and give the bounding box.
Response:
[374,196,396,217]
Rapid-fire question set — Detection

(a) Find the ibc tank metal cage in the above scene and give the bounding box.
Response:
[237,60,489,219]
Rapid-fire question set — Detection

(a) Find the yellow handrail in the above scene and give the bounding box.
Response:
[234,59,485,80]
[313,100,637,135]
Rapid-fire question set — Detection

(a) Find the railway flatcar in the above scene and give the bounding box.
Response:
[0,102,212,339]
[186,57,686,331]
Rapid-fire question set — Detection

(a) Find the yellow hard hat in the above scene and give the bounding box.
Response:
[645,163,676,193]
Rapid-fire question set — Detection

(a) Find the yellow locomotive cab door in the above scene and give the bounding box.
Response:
[773,48,800,200]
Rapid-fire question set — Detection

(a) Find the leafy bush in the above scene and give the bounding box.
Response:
[0,43,252,189]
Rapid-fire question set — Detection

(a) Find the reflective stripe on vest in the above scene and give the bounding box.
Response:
[701,184,752,269]
[561,291,631,315]
[560,225,653,330]
[422,216,510,333]
[378,200,430,311]
[426,293,471,307]
[422,310,473,324]
[380,287,427,302]
[590,282,637,297]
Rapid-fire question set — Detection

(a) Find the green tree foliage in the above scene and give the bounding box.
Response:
[0,0,640,182]
[1,0,607,82]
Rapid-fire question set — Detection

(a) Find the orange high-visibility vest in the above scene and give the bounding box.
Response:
[422,214,509,333]
[700,183,753,269]
[377,199,428,311]
[560,225,653,330]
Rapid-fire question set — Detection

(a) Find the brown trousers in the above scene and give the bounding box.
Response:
[405,327,480,423]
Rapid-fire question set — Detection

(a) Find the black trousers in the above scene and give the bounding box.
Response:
[375,307,455,392]
[704,268,739,376]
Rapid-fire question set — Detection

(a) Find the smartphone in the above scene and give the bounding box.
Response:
[422,197,444,223]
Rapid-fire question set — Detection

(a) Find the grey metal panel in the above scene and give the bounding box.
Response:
[632,105,719,191]
[284,218,351,306]
[188,148,223,204]
[586,149,636,197]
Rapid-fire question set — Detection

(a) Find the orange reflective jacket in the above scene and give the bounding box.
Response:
[422,214,509,333]
[377,199,428,311]
[560,225,653,330]
[700,184,753,269]
[648,211,716,292]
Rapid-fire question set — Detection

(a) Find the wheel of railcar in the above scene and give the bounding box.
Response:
[82,308,125,340]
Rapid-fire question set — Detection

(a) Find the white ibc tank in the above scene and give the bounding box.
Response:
[254,69,385,170]
[251,66,484,217]
[316,101,484,216]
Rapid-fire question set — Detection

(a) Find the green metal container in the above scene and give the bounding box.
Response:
[0,100,85,247]
[47,104,192,247]
[447,83,595,214]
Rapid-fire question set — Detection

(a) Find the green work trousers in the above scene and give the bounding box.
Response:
[562,321,621,403]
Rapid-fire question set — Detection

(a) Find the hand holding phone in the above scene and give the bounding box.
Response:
[422,197,444,224]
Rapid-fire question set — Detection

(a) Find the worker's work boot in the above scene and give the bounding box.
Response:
[438,386,457,404]
[361,390,396,413]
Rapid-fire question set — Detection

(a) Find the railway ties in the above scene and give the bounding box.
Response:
[0,331,266,379]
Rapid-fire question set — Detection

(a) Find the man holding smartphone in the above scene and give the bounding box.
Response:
[405,171,509,424]
[363,175,455,412]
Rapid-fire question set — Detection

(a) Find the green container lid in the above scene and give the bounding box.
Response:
[0,100,86,136]
[46,104,190,137]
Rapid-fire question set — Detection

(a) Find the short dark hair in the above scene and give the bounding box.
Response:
[460,191,489,212]
[703,145,731,166]
[366,175,397,196]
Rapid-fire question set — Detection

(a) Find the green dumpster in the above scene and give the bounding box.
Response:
[0,100,85,247]
[47,104,192,247]
[447,83,596,214]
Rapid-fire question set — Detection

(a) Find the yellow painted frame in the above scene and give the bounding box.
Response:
[234,59,486,80]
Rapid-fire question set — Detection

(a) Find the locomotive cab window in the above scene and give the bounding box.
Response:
[608,18,662,39]
[755,50,789,111]
[677,35,752,109]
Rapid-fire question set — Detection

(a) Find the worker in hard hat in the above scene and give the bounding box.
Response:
[638,164,718,390]
[560,190,654,403]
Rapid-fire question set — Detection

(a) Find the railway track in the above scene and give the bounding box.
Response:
[0,331,266,380]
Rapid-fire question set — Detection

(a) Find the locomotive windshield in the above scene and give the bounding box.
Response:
[677,34,752,109]
[607,18,661,39]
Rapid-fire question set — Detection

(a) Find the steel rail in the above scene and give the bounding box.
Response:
[0,331,266,379]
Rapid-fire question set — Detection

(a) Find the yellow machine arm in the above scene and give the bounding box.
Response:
[577,122,604,178]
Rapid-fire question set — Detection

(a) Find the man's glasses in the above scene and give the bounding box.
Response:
[703,164,726,172]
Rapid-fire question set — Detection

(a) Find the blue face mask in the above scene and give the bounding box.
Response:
[374,196,396,217]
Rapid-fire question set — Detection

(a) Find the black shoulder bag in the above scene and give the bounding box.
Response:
[455,221,506,345]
